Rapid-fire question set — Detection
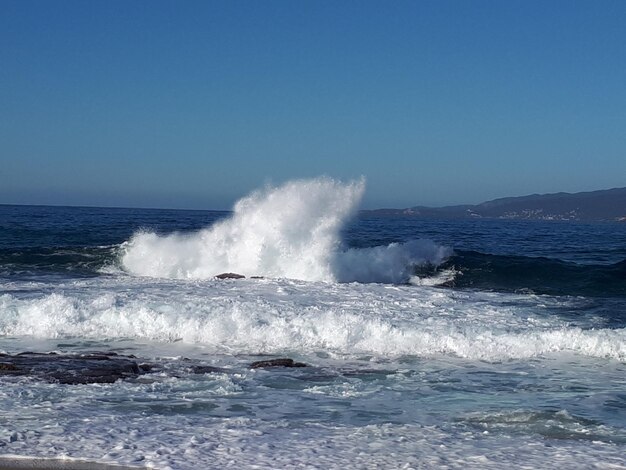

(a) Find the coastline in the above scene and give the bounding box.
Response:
[0,457,146,470]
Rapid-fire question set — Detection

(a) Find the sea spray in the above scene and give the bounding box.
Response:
[121,177,451,283]
[122,177,364,281]
[334,239,452,283]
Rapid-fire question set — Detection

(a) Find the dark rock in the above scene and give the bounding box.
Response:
[191,365,228,374]
[138,363,154,373]
[0,352,151,385]
[215,272,245,279]
[1,351,310,384]
[249,358,308,369]
[17,351,57,356]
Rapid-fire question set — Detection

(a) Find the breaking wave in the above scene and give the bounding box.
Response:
[121,177,451,283]
[1,287,624,361]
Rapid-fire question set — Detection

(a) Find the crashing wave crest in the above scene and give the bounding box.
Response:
[121,177,451,283]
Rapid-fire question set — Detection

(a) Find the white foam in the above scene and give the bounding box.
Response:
[410,267,458,286]
[1,279,624,361]
[1,413,625,470]
[122,177,364,282]
[120,177,451,284]
[334,239,452,283]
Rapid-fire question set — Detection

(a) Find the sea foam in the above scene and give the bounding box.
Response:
[2,280,624,361]
[121,177,451,283]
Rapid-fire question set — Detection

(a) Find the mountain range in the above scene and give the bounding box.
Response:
[368,187,626,221]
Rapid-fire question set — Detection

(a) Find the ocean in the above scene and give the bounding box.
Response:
[1,178,625,469]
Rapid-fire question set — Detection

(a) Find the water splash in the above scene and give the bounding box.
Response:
[121,177,450,283]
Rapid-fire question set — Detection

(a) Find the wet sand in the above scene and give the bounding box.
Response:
[0,457,146,470]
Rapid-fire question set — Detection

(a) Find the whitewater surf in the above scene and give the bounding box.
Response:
[121,177,451,284]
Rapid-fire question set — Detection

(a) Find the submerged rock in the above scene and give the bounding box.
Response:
[0,352,147,385]
[215,272,245,279]
[0,352,309,384]
[191,365,228,374]
[249,358,308,369]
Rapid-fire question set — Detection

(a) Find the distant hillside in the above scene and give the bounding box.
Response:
[367,187,626,221]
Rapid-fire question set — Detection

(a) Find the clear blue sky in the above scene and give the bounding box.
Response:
[1,0,625,209]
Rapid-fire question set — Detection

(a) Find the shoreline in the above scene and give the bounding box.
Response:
[0,457,146,470]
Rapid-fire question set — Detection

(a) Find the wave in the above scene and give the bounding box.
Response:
[1,289,624,361]
[439,251,626,298]
[120,177,451,283]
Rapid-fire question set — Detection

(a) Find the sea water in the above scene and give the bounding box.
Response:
[1,178,625,469]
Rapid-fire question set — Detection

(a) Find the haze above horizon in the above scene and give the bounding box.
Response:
[1,1,625,210]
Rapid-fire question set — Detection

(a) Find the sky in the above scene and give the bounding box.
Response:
[1,0,625,210]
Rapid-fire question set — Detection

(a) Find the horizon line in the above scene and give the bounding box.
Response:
[1,185,623,213]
